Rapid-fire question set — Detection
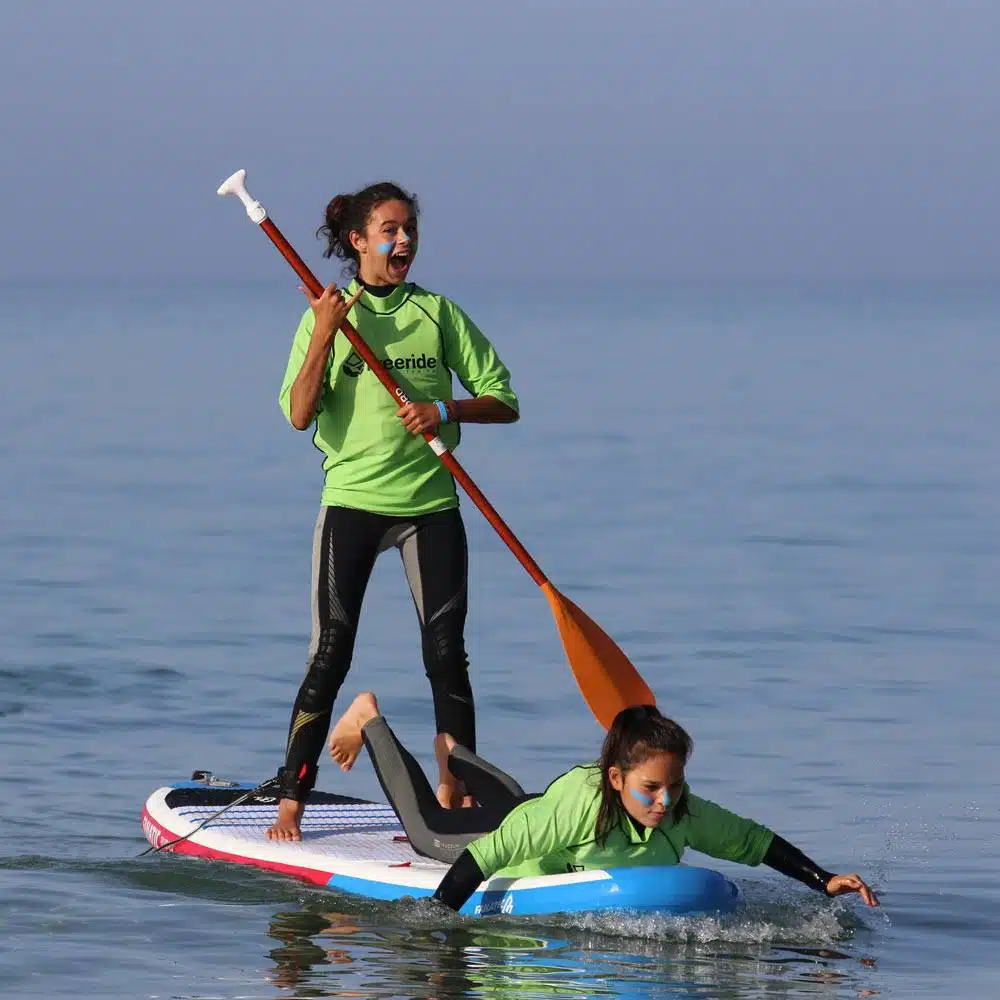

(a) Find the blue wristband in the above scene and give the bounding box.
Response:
[434,400,449,424]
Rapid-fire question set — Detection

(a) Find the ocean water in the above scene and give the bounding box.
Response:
[2,277,999,998]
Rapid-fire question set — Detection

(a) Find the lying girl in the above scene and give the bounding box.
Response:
[326,693,880,912]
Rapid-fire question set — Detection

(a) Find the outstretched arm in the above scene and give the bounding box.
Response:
[683,793,880,908]
[764,835,880,907]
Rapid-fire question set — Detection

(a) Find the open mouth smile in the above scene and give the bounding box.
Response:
[387,247,412,278]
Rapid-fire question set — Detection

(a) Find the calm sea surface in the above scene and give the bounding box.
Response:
[2,279,999,998]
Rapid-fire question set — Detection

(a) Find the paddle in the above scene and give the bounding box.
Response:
[217,169,654,728]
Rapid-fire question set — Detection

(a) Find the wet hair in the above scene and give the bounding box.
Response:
[595,705,693,845]
[317,181,419,276]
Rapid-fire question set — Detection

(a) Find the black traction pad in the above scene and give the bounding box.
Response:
[164,787,375,809]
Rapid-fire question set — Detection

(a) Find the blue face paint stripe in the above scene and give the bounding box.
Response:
[630,788,654,807]
[378,229,413,256]
[630,787,672,808]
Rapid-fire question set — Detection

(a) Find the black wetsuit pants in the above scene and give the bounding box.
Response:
[279,505,473,802]
[361,714,528,863]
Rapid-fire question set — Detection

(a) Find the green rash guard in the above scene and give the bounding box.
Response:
[278,280,519,516]
[466,765,775,879]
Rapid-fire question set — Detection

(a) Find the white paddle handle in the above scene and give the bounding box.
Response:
[217,168,267,224]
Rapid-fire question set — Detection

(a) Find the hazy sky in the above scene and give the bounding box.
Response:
[2,0,999,281]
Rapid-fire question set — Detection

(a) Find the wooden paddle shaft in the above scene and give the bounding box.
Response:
[259,217,549,588]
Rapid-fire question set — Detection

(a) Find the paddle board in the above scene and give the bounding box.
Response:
[140,776,741,917]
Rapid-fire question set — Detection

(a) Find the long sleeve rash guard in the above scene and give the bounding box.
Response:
[433,766,836,911]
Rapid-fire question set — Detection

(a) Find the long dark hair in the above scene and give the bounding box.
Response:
[316,181,419,276]
[595,705,693,846]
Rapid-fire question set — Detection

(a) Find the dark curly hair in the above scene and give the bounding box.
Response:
[316,181,419,277]
[595,705,693,846]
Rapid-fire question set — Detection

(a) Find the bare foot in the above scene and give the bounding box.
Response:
[434,732,476,809]
[267,798,305,841]
[328,692,379,771]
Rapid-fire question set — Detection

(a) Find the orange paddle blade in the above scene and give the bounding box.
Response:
[541,582,656,729]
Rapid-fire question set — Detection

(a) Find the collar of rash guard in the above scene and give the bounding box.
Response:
[350,278,413,313]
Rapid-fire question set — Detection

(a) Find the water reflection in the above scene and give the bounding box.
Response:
[263,905,881,999]
[267,909,363,991]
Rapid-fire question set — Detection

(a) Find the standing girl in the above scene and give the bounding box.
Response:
[269,183,519,841]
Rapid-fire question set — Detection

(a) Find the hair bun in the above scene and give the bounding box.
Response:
[324,193,353,228]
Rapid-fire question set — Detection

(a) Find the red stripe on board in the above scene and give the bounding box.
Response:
[140,806,334,886]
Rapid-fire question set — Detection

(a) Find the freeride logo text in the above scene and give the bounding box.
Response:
[342,353,438,378]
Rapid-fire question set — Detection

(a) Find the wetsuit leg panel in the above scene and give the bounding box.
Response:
[361,716,449,858]
[397,508,475,751]
[447,745,526,810]
[361,716,519,863]
[279,506,386,801]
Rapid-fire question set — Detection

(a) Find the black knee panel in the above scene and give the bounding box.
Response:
[299,623,355,713]
[421,614,470,688]
[422,613,474,748]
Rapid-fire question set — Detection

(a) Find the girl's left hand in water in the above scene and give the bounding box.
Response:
[396,402,442,435]
[826,874,880,907]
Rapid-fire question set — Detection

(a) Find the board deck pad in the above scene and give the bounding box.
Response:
[161,787,411,861]
[141,778,742,918]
